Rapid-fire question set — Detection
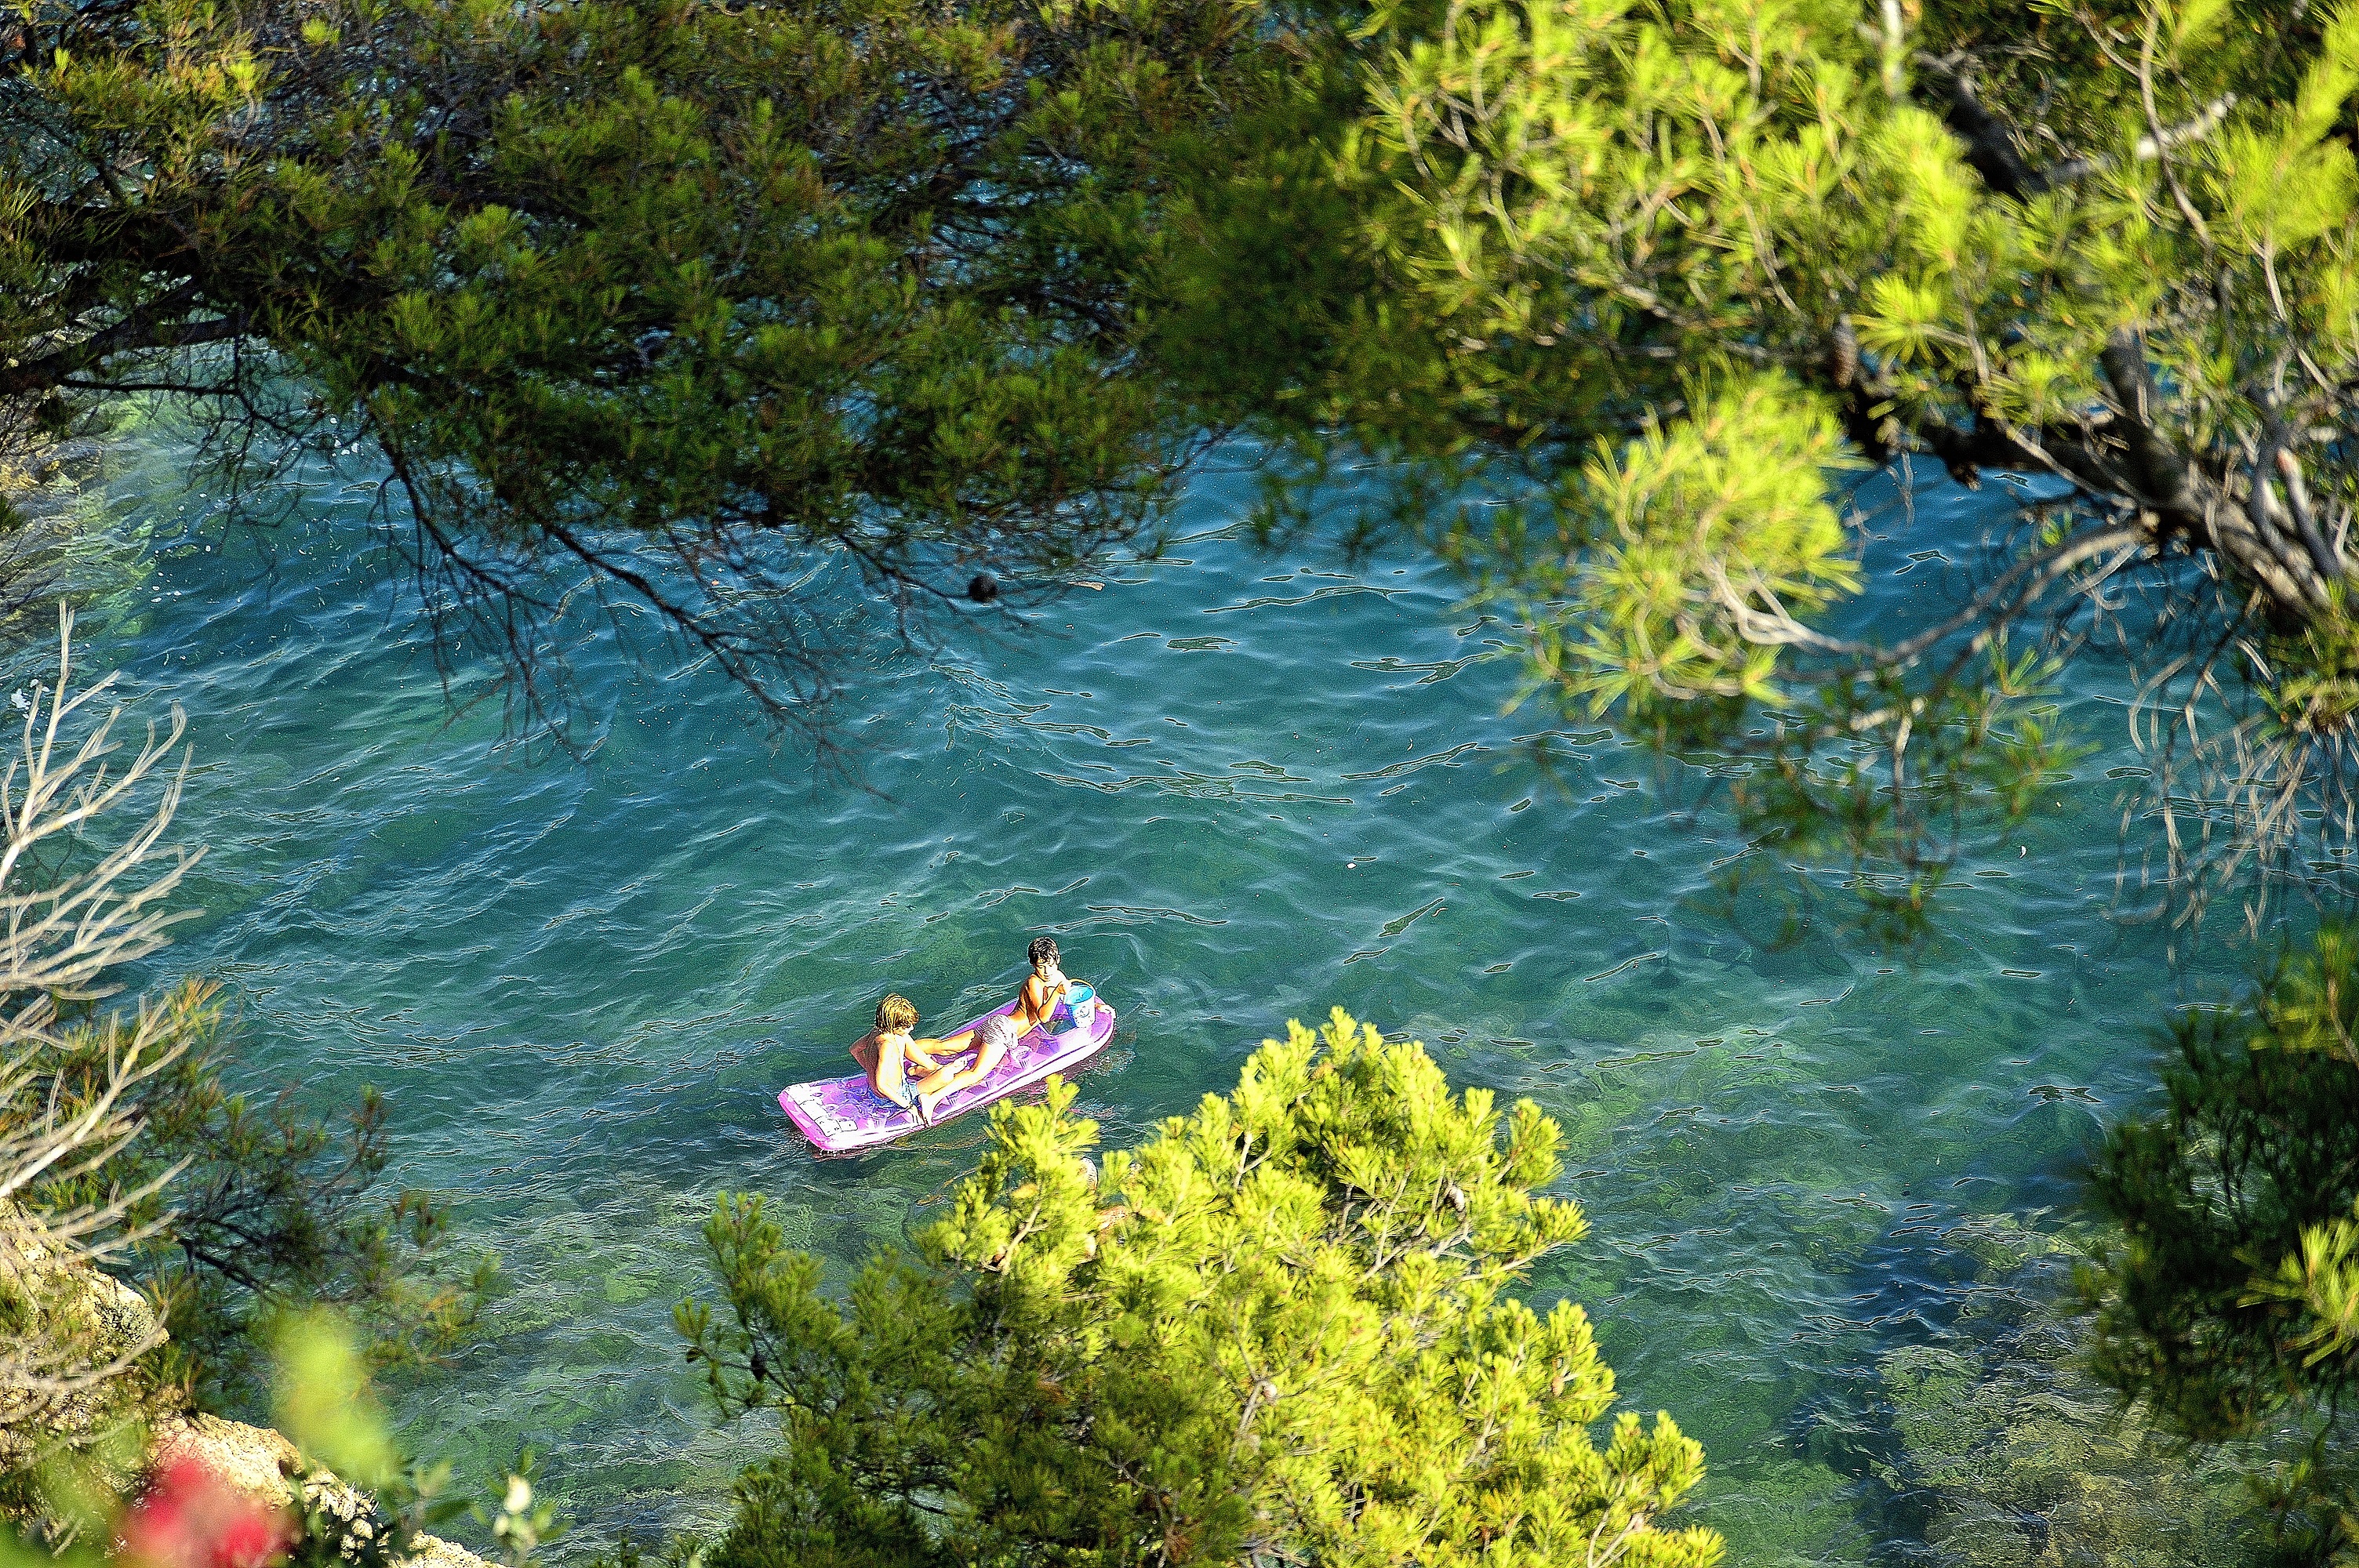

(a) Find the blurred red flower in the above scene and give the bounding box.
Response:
[122,1457,294,1568]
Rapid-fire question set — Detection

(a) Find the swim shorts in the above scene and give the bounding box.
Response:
[980,1013,1021,1053]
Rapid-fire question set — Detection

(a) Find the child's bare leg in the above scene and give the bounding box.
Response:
[918,1039,1006,1122]
[916,1016,1018,1122]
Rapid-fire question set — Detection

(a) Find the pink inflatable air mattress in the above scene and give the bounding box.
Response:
[779,996,1116,1153]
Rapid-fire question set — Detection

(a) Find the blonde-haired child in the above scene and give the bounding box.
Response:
[852,993,970,1113]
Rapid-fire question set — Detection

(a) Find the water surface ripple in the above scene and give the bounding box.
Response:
[93,451,2235,1564]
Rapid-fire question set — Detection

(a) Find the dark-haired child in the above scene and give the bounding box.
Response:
[1012,935,1074,1036]
[911,937,1074,1123]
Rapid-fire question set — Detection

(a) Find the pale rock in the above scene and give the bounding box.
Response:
[152,1413,499,1568]
[5,1202,495,1568]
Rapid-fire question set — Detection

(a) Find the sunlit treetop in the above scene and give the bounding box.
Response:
[683,1008,1724,1568]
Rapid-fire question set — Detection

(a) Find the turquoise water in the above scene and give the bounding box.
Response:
[85,444,2242,1564]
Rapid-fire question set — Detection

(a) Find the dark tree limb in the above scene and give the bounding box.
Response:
[0,299,242,398]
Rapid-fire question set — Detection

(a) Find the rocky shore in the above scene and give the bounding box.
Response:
[2,1203,493,1568]
[154,1413,491,1568]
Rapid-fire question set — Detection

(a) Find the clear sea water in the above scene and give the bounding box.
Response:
[78,438,2252,1565]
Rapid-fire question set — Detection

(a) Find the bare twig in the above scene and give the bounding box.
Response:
[1,604,202,1457]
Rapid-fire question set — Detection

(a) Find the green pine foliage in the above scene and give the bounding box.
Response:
[2084,927,2359,1560]
[1148,0,2359,911]
[1248,0,2359,702]
[679,1008,1720,1568]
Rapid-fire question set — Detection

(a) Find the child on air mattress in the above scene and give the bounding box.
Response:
[911,937,1082,1122]
[1011,936,1074,1036]
[851,993,974,1114]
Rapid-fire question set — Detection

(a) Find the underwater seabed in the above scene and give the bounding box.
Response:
[1407,937,2251,1566]
[79,433,2269,1564]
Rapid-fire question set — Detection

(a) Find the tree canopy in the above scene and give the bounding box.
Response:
[680,1009,1719,1568]
[1159,0,2359,920]
[13,0,2359,908]
[3,0,1268,732]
